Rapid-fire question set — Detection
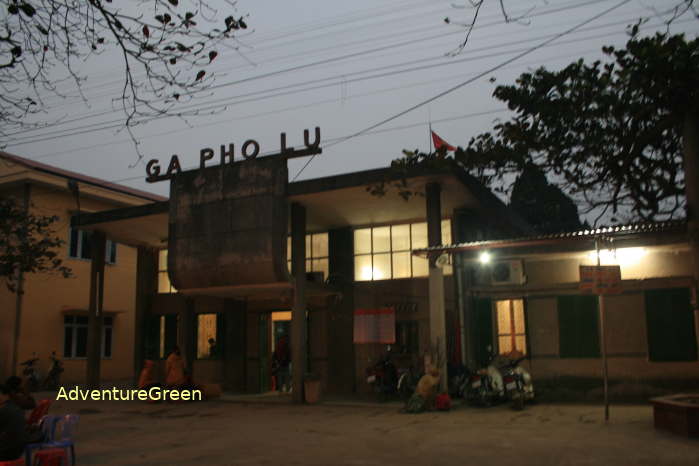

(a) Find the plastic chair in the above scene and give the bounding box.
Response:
[31,448,67,466]
[24,416,60,466]
[43,415,78,466]
[26,400,52,427]
[0,456,25,465]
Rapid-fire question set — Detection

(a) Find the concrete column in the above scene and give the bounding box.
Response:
[290,203,307,403]
[223,299,247,392]
[133,247,157,383]
[86,231,106,389]
[179,298,197,377]
[426,182,447,391]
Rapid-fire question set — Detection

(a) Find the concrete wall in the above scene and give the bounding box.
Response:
[472,244,699,392]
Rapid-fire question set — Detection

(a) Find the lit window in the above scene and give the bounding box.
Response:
[63,315,113,359]
[158,250,177,294]
[287,232,329,280]
[353,219,452,281]
[69,228,117,264]
[495,299,526,356]
[197,314,220,359]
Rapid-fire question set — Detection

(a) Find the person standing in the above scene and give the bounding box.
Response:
[273,335,291,393]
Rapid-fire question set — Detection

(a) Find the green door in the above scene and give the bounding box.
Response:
[473,297,493,367]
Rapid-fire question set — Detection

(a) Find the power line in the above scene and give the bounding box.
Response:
[6,0,612,130]
[7,11,669,147]
[291,0,634,181]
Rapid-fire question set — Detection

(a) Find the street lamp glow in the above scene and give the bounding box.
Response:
[479,251,491,264]
[587,247,646,267]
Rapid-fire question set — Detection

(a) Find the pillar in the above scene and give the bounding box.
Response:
[86,231,106,389]
[291,202,307,403]
[133,247,157,383]
[426,182,447,391]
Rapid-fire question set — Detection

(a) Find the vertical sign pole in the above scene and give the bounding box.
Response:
[596,239,610,422]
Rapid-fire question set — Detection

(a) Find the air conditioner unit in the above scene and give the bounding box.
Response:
[491,260,526,285]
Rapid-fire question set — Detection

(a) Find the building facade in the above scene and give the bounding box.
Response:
[0,152,166,384]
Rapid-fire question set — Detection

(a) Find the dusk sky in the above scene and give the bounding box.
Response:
[4,0,698,199]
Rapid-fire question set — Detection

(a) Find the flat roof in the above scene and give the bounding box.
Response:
[72,161,530,248]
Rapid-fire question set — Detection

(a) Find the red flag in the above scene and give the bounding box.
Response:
[431,131,456,151]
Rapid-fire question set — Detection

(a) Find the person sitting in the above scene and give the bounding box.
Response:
[165,347,187,388]
[0,383,41,461]
[4,376,35,410]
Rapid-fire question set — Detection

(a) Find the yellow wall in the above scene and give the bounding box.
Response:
[0,171,149,384]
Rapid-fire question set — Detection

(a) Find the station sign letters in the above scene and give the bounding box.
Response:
[146,127,322,183]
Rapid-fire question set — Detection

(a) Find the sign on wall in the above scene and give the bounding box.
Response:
[579,265,622,295]
[353,308,396,344]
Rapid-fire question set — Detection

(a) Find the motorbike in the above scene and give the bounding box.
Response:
[20,354,41,392]
[43,351,64,390]
[498,356,535,410]
[463,350,535,409]
[365,350,399,401]
[396,364,423,402]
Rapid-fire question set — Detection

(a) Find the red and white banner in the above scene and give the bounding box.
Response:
[353,308,396,344]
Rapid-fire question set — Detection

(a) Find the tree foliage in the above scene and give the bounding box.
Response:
[0,196,71,292]
[0,0,247,156]
[458,32,698,223]
[509,164,583,234]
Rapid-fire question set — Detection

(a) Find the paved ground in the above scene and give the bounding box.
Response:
[43,395,698,465]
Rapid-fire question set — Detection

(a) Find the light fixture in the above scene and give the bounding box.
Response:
[587,247,646,267]
[479,251,491,264]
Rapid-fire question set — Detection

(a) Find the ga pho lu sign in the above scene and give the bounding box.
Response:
[145,127,322,183]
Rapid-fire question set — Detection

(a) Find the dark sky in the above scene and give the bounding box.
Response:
[4,0,697,201]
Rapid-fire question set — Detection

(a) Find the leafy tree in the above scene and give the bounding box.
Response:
[457,31,698,224]
[509,164,582,234]
[0,0,247,156]
[0,196,71,292]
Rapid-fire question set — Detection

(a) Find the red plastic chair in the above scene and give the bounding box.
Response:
[31,449,67,466]
[26,400,52,427]
[0,457,25,466]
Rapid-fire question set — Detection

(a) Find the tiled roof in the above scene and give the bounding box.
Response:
[0,150,167,202]
[414,220,687,255]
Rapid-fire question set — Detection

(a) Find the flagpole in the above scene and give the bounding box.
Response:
[428,107,433,153]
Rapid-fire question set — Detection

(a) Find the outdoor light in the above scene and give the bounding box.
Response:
[587,247,647,267]
[479,251,491,264]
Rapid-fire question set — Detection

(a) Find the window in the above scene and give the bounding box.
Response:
[353,219,451,281]
[197,314,223,359]
[557,295,600,358]
[63,315,113,359]
[645,288,698,362]
[158,250,177,294]
[495,299,527,356]
[287,232,329,280]
[69,229,117,264]
[395,321,419,354]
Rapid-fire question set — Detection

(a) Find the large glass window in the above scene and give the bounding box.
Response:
[69,228,117,264]
[158,250,177,294]
[63,315,113,359]
[557,295,600,358]
[287,232,329,280]
[354,219,451,281]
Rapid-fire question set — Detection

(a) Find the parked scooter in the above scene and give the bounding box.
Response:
[43,351,64,390]
[462,349,534,409]
[20,354,41,392]
[365,348,399,401]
